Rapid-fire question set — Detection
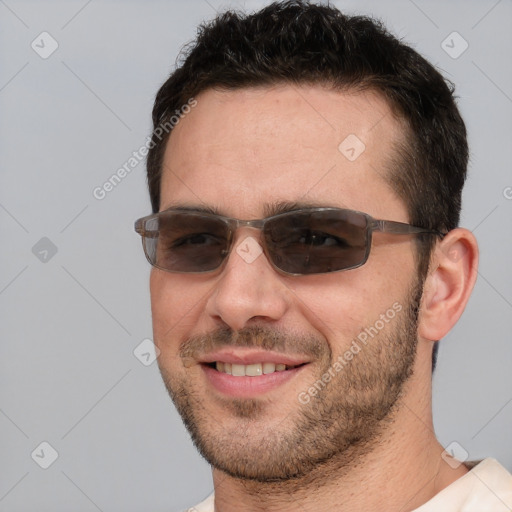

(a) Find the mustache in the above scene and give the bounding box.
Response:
[180,325,326,366]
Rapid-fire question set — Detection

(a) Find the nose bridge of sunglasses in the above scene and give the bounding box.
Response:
[232,218,266,229]
[230,222,265,247]
[222,218,268,266]
[225,218,264,241]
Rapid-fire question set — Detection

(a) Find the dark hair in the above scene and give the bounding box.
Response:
[146,0,469,370]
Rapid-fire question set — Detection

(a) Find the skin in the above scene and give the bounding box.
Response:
[149,84,479,511]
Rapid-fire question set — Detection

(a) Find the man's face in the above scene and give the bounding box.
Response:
[150,85,423,481]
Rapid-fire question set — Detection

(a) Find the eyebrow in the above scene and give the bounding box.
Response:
[160,200,345,218]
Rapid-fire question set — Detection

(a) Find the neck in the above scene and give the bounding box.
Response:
[211,366,468,512]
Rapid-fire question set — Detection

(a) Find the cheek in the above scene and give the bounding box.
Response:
[286,265,412,354]
[149,271,205,353]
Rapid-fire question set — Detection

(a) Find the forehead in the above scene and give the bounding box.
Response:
[160,84,408,220]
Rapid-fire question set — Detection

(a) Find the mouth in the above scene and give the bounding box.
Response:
[204,361,305,377]
[198,351,310,397]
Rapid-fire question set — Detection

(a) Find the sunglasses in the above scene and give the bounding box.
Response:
[134,207,444,276]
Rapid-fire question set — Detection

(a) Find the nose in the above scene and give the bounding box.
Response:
[204,230,291,331]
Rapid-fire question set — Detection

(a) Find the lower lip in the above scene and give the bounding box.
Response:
[202,364,306,397]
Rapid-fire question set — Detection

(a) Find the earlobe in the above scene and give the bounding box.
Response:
[418,228,479,341]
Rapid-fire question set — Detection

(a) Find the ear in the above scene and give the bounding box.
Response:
[418,228,479,341]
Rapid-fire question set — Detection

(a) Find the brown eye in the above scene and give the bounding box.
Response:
[171,233,223,248]
[296,231,350,248]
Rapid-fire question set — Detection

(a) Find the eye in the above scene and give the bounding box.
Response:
[294,230,350,248]
[169,233,223,248]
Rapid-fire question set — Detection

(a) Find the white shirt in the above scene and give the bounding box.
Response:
[186,458,512,511]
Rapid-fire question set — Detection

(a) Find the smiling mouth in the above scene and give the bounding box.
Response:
[205,361,306,377]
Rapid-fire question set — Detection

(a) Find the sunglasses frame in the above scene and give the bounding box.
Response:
[134,207,445,276]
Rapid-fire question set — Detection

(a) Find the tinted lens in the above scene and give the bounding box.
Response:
[143,212,230,272]
[264,209,369,274]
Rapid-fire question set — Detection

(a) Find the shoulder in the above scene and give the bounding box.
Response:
[413,458,512,511]
[182,493,215,512]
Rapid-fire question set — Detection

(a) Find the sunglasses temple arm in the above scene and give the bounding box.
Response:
[373,220,445,238]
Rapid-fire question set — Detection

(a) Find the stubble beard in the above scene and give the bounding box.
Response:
[158,279,422,485]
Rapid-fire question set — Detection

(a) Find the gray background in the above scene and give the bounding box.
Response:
[1,0,511,510]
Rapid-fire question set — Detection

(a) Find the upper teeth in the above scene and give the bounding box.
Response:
[215,362,290,376]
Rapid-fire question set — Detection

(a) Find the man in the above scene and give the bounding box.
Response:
[134,1,512,510]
